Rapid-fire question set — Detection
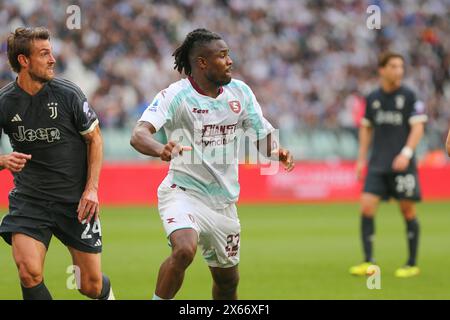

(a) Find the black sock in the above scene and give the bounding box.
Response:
[361,216,375,263]
[97,274,111,300]
[406,218,419,266]
[21,281,52,300]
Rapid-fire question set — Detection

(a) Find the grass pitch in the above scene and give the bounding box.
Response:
[1,202,450,299]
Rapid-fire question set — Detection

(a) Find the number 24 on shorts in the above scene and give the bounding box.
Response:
[81,219,102,239]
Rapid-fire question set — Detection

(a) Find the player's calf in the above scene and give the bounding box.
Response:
[78,273,103,298]
[78,274,113,300]
[154,230,198,299]
[210,266,239,300]
[212,276,239,300]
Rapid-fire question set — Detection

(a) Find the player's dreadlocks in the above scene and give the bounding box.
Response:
[173,28,222,76]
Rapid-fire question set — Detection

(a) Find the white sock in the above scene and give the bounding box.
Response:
[152,293,172,300]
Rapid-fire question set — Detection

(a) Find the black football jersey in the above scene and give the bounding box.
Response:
[362,85,427,173]
[0,78,99,203]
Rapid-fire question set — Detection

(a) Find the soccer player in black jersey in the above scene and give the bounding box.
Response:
[0,27,114,299]
[350,52,427,278]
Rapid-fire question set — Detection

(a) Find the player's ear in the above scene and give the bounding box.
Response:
[197,56,208,70]
[17,54,30,69]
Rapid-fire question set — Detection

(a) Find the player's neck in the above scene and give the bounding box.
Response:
[17,72,46,96]
[188,75,221,98]
[380,80,401,93]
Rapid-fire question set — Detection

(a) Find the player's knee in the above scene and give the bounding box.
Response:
[361,206,375,218]
[79,275,103,298]
[401,208,416,220]
[16,260,43,288]
[171,245,196,268]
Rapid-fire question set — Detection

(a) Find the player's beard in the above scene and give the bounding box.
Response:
[206,71,232,87]
[388,77,402,89]
[28,64,54,83]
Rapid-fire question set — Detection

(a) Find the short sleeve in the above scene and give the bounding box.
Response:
[0,104,5,140]
[408,93,427,125]
[361,96,373,127]
[73,94,99,135]
[138,89,175,131]
[0,105,7,140]
[241,85,274,141]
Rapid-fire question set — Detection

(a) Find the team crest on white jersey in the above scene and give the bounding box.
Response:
[372,100,381,109]
[47,102,58,119]
[228,100,241,113]
[395,95,405,109]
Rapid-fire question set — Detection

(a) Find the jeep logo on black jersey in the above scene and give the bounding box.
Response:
[375,110,403,126]
[13,126,61,143]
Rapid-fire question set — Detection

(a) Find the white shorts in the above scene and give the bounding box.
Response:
[157,181,241,268]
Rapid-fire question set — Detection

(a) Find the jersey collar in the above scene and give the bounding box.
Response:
[188,76,224,98]
[14,77,50,97]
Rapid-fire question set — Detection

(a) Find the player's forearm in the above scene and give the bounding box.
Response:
[357,126,372,161]
[85,133,103,191]
[404,123,424,152]
[130,127,164,157]
[446,130,450,157]
[256,133,274,157]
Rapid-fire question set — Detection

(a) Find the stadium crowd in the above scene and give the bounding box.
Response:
[1,0,449,159]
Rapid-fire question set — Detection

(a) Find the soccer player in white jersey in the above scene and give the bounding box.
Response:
[130,29,294,300]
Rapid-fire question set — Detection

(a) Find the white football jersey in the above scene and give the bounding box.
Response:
[139,77,274,209]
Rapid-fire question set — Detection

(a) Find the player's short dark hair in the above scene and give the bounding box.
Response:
[7,26,51,73]
[172,28,222,76]
[378,51,404,67]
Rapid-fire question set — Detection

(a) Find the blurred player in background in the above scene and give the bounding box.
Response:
[131,28,294,300]
[350,52,427,278]
[0,27,113,299]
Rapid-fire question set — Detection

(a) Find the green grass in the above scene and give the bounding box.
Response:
[1,202,450,300]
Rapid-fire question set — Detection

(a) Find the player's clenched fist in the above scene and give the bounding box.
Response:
[0,152,32,172]
[159,141,192,162]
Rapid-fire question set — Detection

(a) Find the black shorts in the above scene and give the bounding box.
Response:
[0,192,102,253]
[363,169,421,201]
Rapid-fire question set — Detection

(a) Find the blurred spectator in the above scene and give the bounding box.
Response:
[1,0,449,160]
